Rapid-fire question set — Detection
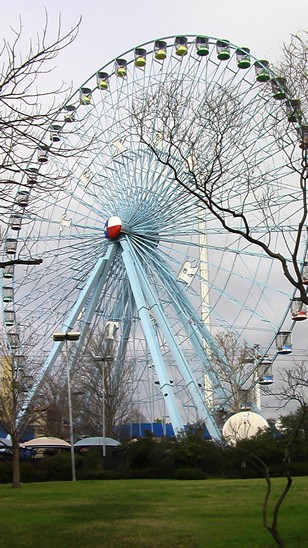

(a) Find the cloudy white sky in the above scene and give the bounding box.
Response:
[1,0,307,91]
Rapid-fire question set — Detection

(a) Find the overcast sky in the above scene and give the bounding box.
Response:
[1,0,307,91]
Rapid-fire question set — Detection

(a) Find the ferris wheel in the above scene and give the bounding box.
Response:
[1,35,306,440]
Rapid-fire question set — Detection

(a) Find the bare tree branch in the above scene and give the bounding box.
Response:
[131,45,308,303]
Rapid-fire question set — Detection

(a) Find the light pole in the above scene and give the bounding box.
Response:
[101,361,106,457]
[53,331,80,481]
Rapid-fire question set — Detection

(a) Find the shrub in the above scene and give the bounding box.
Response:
[0,461,13,484]
[36,453,72,482]
[78,469,122,480]
[75,448,102,475]
[174,467,207,480]
[20,462,38,483]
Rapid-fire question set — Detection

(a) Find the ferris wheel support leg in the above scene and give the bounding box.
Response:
[154,262,229,403]
[75,243,119,348]
[100,282,133,393]
[139,279,222,440]
[172,305,227,404]
[17,244,117,426]
[61,243,117,333]
[120,241,184,433]
[172,293,229,374]
[138,276,221,440]
[121,238,222,441]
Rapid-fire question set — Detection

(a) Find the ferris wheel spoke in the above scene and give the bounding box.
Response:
[3,34,305,435]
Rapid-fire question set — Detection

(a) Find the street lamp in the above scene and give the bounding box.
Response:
[53,331,80,481]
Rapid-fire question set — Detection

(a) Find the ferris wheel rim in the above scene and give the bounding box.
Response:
[1,35,307,434]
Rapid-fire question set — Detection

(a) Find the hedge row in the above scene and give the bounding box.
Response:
[1,427,307,483]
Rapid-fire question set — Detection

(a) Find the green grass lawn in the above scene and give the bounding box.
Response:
[0,477,307,547]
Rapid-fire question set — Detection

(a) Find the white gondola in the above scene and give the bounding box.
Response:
[26,168,39,185]
[271,77,287,100]
[258,357,274,385]
[104,321,119,340]
[299,125,308,150]
[16,190,30,208]
[302,261,308,284]
[64,105,76,122]
[154,40,167,60]
[3,265,14,279]
[8,332,20,349]
[79,88,92,105]
[6,238,17,255]
[286,99,302,123]
[291,298,307,321]
[3,286,13,302]
[239,389,252,411]
[4,310,15,327]
[97,71,109,90]
[37,145,49,163]
[10,215,22,231]
[196,36,209,56]
[115,59,127,77]
[216,39,230,60]
[49,125,62,142]
[174,36,188,56]
[134,48,147,67]
[276,331,292,354]
[254,59,270,82]
[236,47,251,69]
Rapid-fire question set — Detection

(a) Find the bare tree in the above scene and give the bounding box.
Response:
[0,13,81,211]
[73,327,140,438]
[211,331,261,416]
[277,31,308,113]
[131,40,308,304]
[260,365,307,548]
[37,363,68,439]
[0,329,44,487]
[239,361,308,547]
[0,12,93,275]
[275,360,308,413]
[35,327,142,441]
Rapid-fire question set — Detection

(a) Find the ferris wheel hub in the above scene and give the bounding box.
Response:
[104,216,122,239]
